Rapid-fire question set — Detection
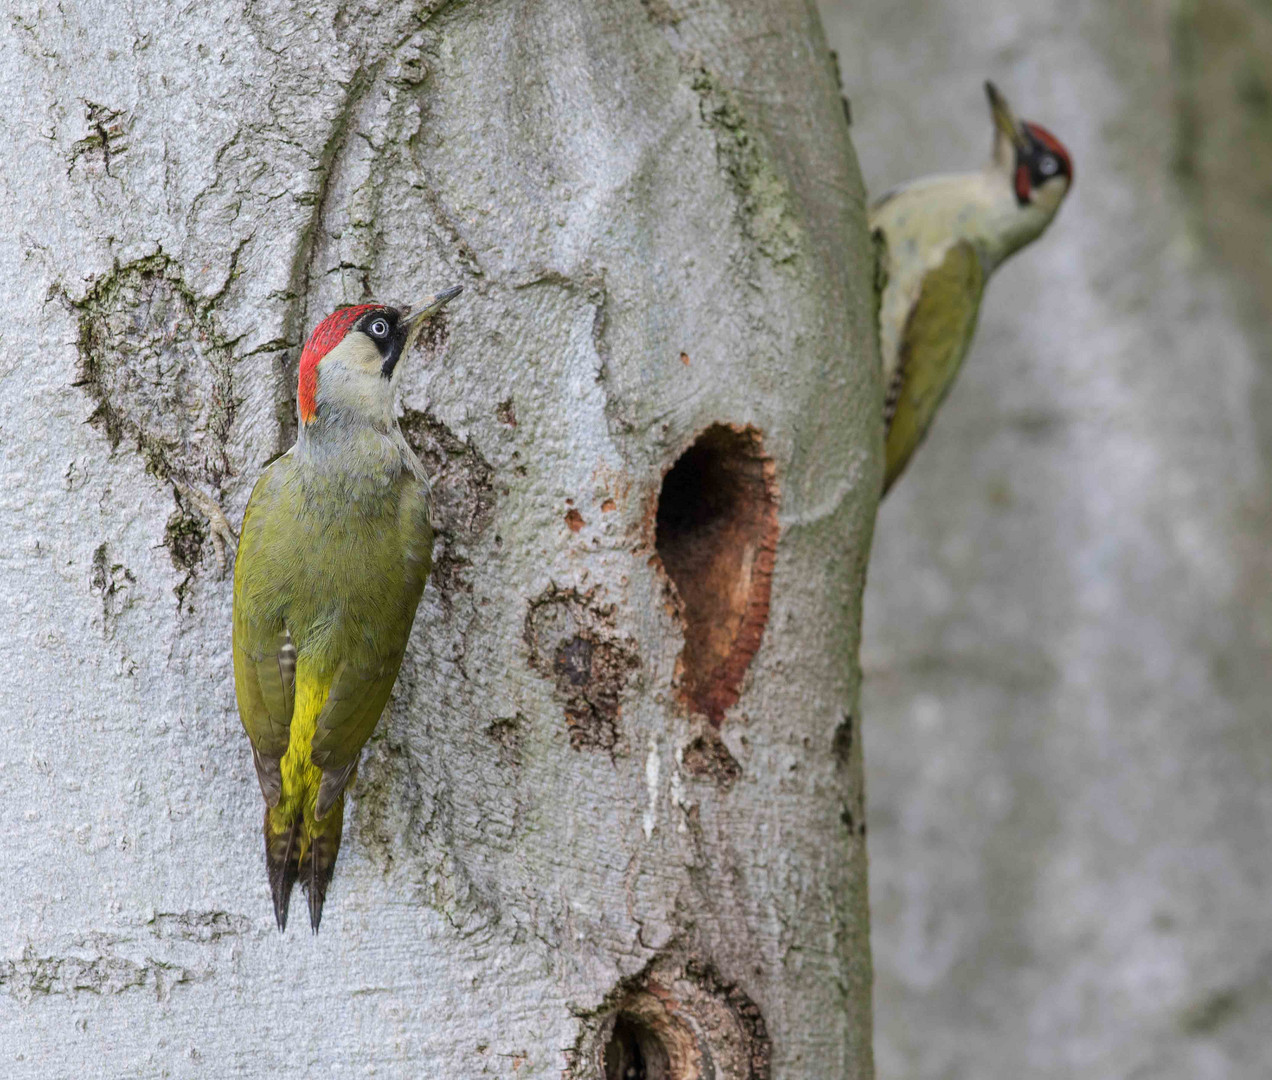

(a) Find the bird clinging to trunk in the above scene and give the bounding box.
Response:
[232,286,461,932]
[872,81,1073,495]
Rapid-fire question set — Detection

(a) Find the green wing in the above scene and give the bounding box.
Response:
[883,240,985,494]
[309,478,434,819]
[309,654,406,819]
[232,464,296,807]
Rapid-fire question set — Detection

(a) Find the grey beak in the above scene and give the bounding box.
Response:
[405,285,463,329]
[985,81,1029,152]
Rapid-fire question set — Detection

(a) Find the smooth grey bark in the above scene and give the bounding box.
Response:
[819,0,1272,1077]
[0,1,879,1077]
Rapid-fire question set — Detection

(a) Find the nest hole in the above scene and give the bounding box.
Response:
[604,1014,673,1080]
[578,963,770,1080]
[655,424,778,725]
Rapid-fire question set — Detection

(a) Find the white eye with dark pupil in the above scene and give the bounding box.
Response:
[369,318,389,338]
[1039,156,1058,176]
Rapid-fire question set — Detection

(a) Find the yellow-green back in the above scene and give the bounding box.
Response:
[882,240,985,494]
[231,444,433,930]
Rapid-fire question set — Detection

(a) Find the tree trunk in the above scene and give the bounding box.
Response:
[1,1,879,1076]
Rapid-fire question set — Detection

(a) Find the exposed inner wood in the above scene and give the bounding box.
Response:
[655,424,779,725]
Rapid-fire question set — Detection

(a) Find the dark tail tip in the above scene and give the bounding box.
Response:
[265,812,300,933]
[302,833,340,933]
[308,870,327,934]
[300,802,345,934]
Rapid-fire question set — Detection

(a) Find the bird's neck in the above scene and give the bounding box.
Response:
[982,200,1054,272]
[879,170,1056,275]
[294,415,422,484]
[975,168,1057,272]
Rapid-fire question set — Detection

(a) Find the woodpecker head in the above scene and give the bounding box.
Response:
[986,81,1073,219]
[297,286,462,431]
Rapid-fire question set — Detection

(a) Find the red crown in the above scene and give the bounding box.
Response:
[297,304,383,423]
[1024,122,1073,183]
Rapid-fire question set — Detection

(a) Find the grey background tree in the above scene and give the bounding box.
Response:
[1,1,879,1077]
[819,0,1272,1076]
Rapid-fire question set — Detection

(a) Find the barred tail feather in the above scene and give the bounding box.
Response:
[264,811,300,932]
[300,797,346,933]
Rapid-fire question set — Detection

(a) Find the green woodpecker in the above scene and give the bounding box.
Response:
[873,81,1073,494]
[232,286,461,932]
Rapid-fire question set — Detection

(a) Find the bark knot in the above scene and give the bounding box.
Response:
[524,586,640,753]
[569,952,771,1080]
[70,253,239,576]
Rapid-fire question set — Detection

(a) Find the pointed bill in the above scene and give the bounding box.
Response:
[985,81,1028,152]
[402,285,463,353]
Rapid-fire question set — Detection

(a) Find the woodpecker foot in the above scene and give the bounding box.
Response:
[173,480,238,574]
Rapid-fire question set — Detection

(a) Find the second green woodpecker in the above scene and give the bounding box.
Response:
[232,285,461,932]
[872,81,1073,495]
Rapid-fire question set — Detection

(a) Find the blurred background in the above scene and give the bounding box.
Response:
[817,1,1272,1077]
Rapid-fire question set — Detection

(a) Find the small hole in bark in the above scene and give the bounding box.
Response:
[655,424,778,725]
[604,1014,670,1080]
[575,957,771,1080]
